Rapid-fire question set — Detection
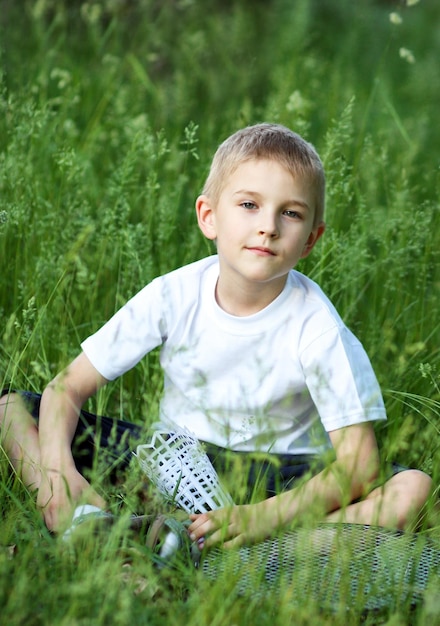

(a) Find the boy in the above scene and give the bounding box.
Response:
[0,123,432,548]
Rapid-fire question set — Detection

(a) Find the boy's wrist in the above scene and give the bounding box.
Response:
[256,496,292,534]
[40,446,76,475]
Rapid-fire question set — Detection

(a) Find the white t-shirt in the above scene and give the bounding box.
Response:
[81,256,386,455]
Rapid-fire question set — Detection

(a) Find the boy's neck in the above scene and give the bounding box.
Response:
[215,274,288,317]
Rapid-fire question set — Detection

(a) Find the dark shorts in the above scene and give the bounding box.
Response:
[2,390,408,497]
[7,390,142,478]
[203,443,324,498]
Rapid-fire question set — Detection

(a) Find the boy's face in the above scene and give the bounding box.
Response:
[196,158,325,311]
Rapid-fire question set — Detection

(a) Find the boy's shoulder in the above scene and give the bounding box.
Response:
[286,269,345,332]
[288,270,335,309]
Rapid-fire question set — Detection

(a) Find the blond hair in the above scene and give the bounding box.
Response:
[203,123,325,225]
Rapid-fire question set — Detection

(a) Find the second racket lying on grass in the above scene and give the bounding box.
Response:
[62,503,193,564]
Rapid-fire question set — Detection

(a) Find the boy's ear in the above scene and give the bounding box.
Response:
[196,195,217,240]
[300,221,326,259]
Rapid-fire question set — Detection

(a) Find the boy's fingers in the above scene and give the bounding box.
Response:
[188,508,238,546]
[188,512,218,531]
[188,512,210,527]
[87,490,107,510]
[188,516,212,540]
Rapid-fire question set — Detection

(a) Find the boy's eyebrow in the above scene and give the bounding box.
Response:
[232,189,311,211]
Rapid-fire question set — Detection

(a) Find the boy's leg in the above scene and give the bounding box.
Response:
[206,444,432,530]
[1,389,149,532]
[257,451,433,530]
[0,389,143,488]
[0,392,42,491]
[325,469,433,530]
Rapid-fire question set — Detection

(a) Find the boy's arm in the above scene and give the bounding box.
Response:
[188,422,380,548]
[37,352,108,531]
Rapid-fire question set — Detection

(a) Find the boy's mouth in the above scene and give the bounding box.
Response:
[246,246,276,256]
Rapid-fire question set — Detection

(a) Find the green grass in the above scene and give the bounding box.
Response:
[0,0,439,623]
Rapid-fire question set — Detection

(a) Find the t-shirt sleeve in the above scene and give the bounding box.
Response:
[300,324,387,432]
[81,277,166,381]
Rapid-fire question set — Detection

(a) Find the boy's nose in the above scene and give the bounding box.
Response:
[258,215,279,238]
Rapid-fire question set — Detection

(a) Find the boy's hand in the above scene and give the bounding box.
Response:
[188,502,276,549]
[37,465,106,532]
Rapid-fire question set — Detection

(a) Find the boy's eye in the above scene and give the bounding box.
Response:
[241,201,257,210]
[283,210,301,219]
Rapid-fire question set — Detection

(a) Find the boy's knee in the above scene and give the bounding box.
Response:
[408,467,431,484]
[407,469,433,499]
[399,469,433,518]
